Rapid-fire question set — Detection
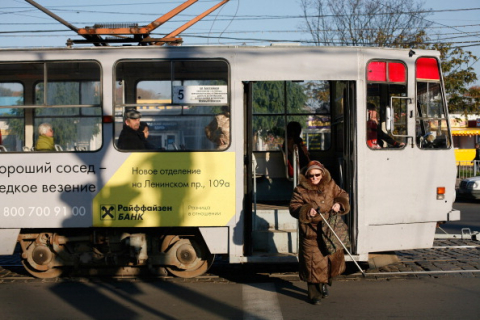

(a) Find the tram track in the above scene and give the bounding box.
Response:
[1,239,478,282]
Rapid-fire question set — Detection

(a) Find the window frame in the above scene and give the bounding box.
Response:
[366,59,408,150]
[0,60,103,153]
[113,58,231,152]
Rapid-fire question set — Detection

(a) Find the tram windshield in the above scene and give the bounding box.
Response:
[416,83,451,149]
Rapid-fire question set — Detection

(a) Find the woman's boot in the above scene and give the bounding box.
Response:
[307,283,322,305]
[321,283,329,298]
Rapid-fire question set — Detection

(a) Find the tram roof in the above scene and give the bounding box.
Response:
[0,44,440,55]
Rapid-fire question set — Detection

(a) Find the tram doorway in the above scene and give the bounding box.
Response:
[243,80,356,259]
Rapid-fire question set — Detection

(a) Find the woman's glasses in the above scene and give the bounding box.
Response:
[307,173,322,179]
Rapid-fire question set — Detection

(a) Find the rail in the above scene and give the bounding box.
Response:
[292,145,300,188]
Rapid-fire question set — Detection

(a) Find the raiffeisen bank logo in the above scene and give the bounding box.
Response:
[100,205,116,220]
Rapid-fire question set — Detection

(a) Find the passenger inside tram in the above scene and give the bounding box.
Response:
[117,110,146,150]
[283,121,310,176]
[35,123,55,152]
[205,105,230,150]
[139,121,156,150]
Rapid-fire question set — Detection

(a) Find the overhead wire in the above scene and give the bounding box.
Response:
[0,2,479,50]
[216,0,240,44]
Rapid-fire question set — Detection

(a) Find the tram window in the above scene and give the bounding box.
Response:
[0,61,102,152]
[416,82,451,149]
[35,82,100,109]
[253,81,331,152]
[366,60,407,150]
[366,83,408,150]
[114,59,229,151]
[136,81,178,114]
[253,115,286,151]
[33,62,102,152]
[333,82,345,118]
[172,60,228,83]
[0,82,24,152]
[0,82,24,106]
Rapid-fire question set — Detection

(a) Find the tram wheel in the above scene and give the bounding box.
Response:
[160,234,214,278]
[21,260,64,278]
[20,239,65,279]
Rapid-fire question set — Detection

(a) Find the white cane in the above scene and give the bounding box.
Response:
[318,211,366,277]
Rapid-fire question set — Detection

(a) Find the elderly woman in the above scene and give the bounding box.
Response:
[289,160,350,305]
[35,123,55,151]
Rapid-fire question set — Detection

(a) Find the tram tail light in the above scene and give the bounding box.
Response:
[437,187,445,200]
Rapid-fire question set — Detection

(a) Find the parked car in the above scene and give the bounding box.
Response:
[457,176,480,200]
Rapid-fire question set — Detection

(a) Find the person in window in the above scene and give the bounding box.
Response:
[205,106,230,150]
[35,123,55,151]
[423,133,436,148]
[284,121,310,176]
[366,103,381,149]
[289,160,350,305]
[139,121,156,150]
[118,110,145,150]
[367,103,405,149]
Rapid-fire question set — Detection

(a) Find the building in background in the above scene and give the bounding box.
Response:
[451,113,480,163]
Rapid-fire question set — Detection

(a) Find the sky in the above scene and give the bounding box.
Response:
[1,0,479,85]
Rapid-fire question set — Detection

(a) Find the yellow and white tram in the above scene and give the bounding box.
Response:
[0,45,459,278]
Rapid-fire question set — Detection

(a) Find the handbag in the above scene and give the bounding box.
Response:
[320,213,351,255]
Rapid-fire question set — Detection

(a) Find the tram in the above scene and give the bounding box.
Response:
[0,45,460,278]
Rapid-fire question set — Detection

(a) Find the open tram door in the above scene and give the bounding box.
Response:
[243,81,357,261]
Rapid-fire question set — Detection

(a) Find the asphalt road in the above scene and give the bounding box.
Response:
[437,200,480,235]
[0,277,479,319]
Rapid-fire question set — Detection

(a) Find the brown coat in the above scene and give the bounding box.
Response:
[289,168,350,284]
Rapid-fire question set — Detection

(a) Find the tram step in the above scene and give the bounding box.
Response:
[252,229,298,254]
[254,209,298,231]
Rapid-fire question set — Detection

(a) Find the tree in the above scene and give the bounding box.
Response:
[298,0,478,113]
[463,86,480,115]
[431,44,478,113]
[252,81,311,145]
[299,0,432,47]
[400,34,478,113]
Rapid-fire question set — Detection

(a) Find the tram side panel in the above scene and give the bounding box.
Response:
[357,149,457,254]
[1,130,236,277]
[0,146,237,231]
[0,50,238,274]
